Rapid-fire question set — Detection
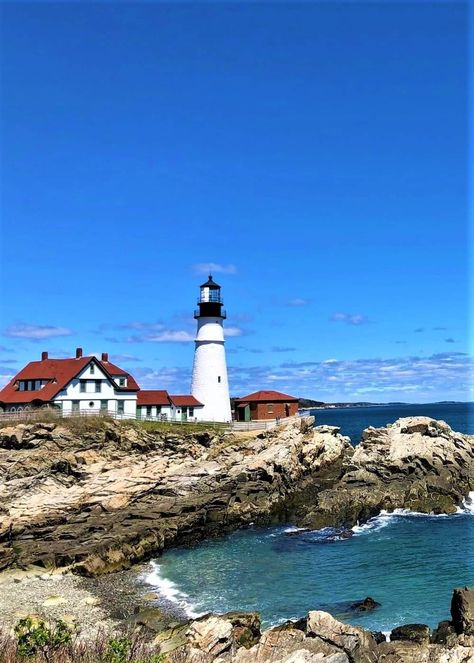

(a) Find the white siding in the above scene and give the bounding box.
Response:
[52,361,137,418]
[191,316,231,422]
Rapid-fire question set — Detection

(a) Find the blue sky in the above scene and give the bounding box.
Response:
[0,0,471,402]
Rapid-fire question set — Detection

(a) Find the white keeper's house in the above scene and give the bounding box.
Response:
[0,348,204,421]
[0,276,234,422]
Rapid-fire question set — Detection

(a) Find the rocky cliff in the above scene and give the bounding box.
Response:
[300,416,474,529]
[0,417,350,574]
[0,415,472,576]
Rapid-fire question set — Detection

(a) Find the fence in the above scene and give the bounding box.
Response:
[0,408,301,431]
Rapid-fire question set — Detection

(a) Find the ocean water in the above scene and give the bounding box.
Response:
[146,403,474,632]
[310,401,474,445]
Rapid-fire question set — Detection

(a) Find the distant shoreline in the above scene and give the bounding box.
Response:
[299,400,471,411]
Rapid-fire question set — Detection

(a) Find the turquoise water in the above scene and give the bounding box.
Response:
[147,403,474,632]
[148,510,474,632]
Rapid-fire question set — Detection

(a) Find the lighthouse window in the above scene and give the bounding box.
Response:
[218,376,221,383]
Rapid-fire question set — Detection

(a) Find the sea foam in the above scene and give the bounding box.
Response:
[142,561,203,619]
[351,506,461,537]
[456,491,474,514]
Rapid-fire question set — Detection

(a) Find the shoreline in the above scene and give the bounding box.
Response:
[1,501,472,641]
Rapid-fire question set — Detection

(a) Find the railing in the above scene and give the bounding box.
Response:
[0,409,301,431]
[0,408,227,427]
[230,415,300,431]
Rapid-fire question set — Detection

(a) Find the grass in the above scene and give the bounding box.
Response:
[0,625,166,663]
[0,410,229,436]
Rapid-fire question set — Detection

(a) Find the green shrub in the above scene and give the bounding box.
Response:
[14,617,72,660]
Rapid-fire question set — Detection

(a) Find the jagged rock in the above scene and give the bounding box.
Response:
[0,417,354,573]
[451,587,474,635]
[306,611,377,662]
[391,623,431,645]
[301,416,474,529]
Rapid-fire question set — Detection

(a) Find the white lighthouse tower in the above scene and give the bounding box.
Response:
[191,275,232,422]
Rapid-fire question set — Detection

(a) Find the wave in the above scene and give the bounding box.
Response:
[142,561,203,619]
[351,502,471,537]
[456,491,474,514]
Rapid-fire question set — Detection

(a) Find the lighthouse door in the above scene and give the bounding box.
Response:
[181,408,188,422]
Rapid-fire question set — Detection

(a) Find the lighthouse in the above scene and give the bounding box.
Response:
[191,275,232,422]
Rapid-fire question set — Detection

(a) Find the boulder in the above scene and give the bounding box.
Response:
[348,597,380,613]
[451,587,474,635]
[306,610,377,662]
[391,623,431,645]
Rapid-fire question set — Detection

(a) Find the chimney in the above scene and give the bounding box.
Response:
[41,351,48,361]
[101,352,109,362]
[76,347,83,359]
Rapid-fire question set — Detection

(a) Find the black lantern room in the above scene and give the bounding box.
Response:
[195,275,226,319]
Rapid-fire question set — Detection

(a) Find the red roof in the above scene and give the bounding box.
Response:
[234,390,298,403]
[0,355,139,404]
[137,390,171,406]
[169,395,203,407]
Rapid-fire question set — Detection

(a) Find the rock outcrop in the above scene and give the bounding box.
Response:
[301,416,474,529]
[0,417,350,573]
[150,587,474,662]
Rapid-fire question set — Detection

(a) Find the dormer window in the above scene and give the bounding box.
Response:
[90,364,95,374]
[118,377,126,387]
[17,380,45,392]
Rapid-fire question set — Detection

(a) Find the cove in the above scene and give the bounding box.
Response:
[146,509,474,633]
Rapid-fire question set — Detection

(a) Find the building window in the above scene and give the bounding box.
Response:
[118,377,125,387]
[89,401,95,408]
[156,406,162,414]
[72,400,80,412]
[95,380,101,393]
[146,406,152,417]
[100,400,108,411]
[19,382,25,392]
[90,364,95,374]
[80,380,86,393]
[189,407,194,417]
[117,401,124,415]
[218,376,221,383]
[267,403,274,414]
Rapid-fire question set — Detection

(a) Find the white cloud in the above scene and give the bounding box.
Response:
[225,326,245,337]
[148,330,195,343]
[330,312,369,326]
[4,324,73,339]
[192,263,237,275]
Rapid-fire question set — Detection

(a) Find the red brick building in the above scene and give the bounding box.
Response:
[233,390,299,421]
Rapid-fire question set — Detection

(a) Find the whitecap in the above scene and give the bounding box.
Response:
[456,491,474,514]
[351,507,454,537]
[282,526,308,534]
[142,561,203,619]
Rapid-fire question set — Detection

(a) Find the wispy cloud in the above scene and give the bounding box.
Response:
[131,366,192,391]
[147,330,195,343]
[192,263,237,275]
[414,328,425,333]
[0,345,14,353]
[110,354,142,362]
[330,312,370,326]
[225,326,245,337]
[225,351,474,401]
[271,346,296,353]
[445,338,456,343]
[433,327,448,331]
[287,298,311,307]
[3,324,73,340]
